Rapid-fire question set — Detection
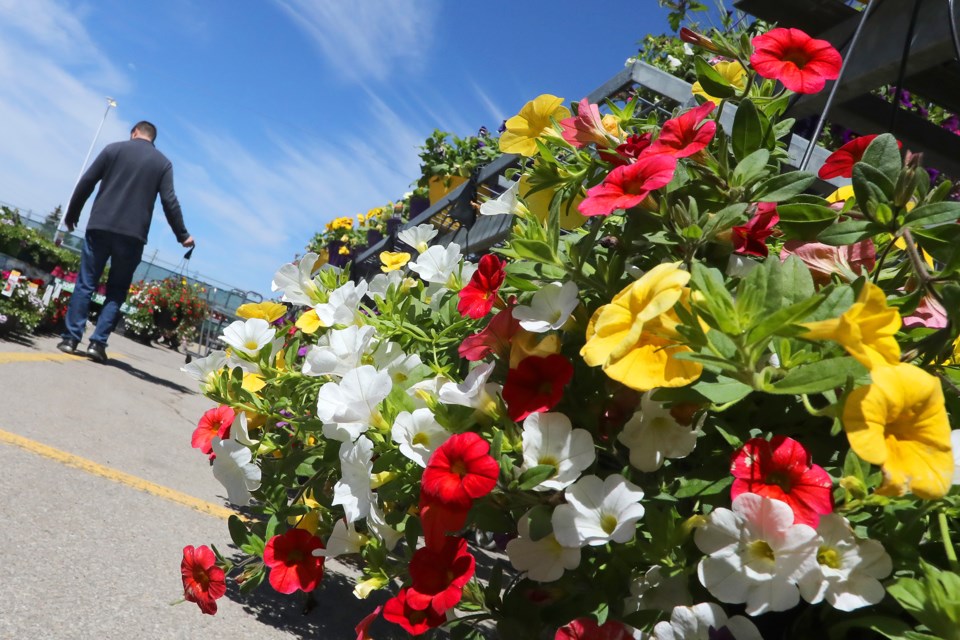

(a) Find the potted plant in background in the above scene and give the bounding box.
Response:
[417,127,501,205]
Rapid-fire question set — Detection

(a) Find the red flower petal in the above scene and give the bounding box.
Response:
[263,528,325,594]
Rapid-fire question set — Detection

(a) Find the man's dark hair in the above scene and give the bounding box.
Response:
[131,120,158,142]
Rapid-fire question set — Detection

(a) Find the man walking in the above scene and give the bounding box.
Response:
[57,120,194,363]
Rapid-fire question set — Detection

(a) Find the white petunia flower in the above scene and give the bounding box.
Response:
[552,474,645,547]
[479,181,522,217]
[520,412,595,491]
[695,493,820,616]
[221,318,276,358]
[512,281,580,333]
[666,54,682,70]
[952,430,960,485]
[652,602,762,640]
[313,280,368,328]
[797,514,892,611]
[313,519,366,558]
[211,437,261,505]
[625,565,692,613]
[302,325,376,378]
[366,270,404,300]
[506,509,580,583]
[272,253,324,306]
[726,254,760,278]
[397,223,439,254]
[316,365,392,442]
[367,502,403,551]
[333,436,374,522]
[438,361,500,411]
[371,340,422,384]
[232,412,259,446]
[391,408,450,467]
[618,393,700,472]
[408,243,462,285]
[181,350,227,392]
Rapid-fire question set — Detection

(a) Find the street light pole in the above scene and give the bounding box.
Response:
[54,97,117,244]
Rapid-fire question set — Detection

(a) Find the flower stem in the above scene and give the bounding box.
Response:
[938,511,959,572]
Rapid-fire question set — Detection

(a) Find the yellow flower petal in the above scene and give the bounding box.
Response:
[380,251,411,273]
[241,372,266,394]
[499,94,570,157]
[842,363,952,499]
[509,330,561,369]
[519,175,587,231]
[295,308,323,334]
[691,61,746,105]
[236,301,287,323]
[826,185,855,203]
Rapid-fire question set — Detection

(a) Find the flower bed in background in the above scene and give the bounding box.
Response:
[123,277,209,347]
[178,21,960,640]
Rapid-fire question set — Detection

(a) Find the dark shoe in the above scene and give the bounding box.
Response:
[86,342,108,363]
[57,338,80,354]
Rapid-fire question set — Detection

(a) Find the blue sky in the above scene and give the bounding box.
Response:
[0,0,681,297]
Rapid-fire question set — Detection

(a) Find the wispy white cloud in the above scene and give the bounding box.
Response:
[273,0,441,82]
[472,82,506,129]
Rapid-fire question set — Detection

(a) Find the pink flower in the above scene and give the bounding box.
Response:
[560,98,617,149]
[903,294,948,329]
[646,102,717,158]
[599,133,653,166]
[459,304,520,361]
[751,28,842,94]
[578,154,677,217]
[732,203,779,257]
[779,239,876,286]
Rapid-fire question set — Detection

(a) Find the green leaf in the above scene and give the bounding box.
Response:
[732,98,764,161]
[887,578,929,617]
[842,449,866,482]
[902,201,960,229]
[769,357,867,394]
[746,295,823,346]
[701,203,748,241]
[751,171,816,202]
[852,163,895,212]
[730,149,770,188]
[228,515,250,548]
[691,377,753,404]
[517,464,556,490]
[509,239,558,265]
[818,219,885,246]
[674,476,733,498]
[776,202,839,240]
[690,263,740,334]
[860,133,903,184]
[694,57,736,100]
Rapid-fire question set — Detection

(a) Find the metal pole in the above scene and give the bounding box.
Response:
[54,97,117,243]
[798,1,879,171]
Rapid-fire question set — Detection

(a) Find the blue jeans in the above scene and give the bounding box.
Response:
[62,229,144,345]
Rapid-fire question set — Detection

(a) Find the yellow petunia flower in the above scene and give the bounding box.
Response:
[236,301,287,323]
[510,330,561,369]
[842,363,953,499]
[499,94,571,157]
[295,308,322,334]
[287,491,322,535]
[581,263,702,391]
[241,372,266,394]
[691,60,747,105]
[801,282,901,370]
[380,251,411,273]
[826,185,855,203]
[519,175,587,231]
[338,245,351,255]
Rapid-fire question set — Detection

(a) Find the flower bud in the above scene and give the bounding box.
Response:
[840,475,867,499]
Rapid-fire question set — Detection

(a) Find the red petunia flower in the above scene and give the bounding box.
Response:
[730,435,834,527]
[750,27,842,94]
[459,304,520,361]
[578,153,676,217]
[263,528,326,594]
[732,202,779,257]
[383,587,446,636]
[646,102,717,158]
[419,493,471,550]
[818,134,902,179]
[191,405,236,456]
[555,617,635,640]
[406,537,476,615]
[502,354,574,422]
[421,432,500,509]
[355,605,383,640]
[457,254,506,319]
[181,544,226,615]
[599,133,653,166]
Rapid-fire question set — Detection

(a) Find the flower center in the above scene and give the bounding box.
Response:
[817,545,842,569]
[600,513,618,535]
[450,459,468,478]
[191,566,210,589]
[747,539,776,564]
[244,339,260,351]
[285,549,303,564]
[412,432,430,446]
[537,455,559,468]
[764,471,793,493]
[781,47,811,69]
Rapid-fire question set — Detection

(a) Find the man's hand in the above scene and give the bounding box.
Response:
[181,235,195,248]
[66,222,76,232]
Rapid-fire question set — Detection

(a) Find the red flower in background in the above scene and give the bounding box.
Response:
[263,528,326,594]
[502,354,574,421]
[459,303,521,361]
[578,154,677,217]
[732,202,779,257]
[818,134,902,179]
[191,405,236,456]
[421,432,500,509]
[751,28,842,94]
[646,102,717,158]
[383,588,446,635]
[181,544,226,615]
[600,133,653,166]
[730,435,834,527]
[406,537,476,615]
[555,618,635,640]
[457,254,506,319]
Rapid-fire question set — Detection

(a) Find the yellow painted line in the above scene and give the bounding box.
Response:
[0,351,124,364]
[0,429,241,521]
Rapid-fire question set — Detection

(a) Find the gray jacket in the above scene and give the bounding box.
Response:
[65,138,190,244]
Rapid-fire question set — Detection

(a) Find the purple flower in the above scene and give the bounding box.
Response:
[926,167,941,186]
[497,119,507,134]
